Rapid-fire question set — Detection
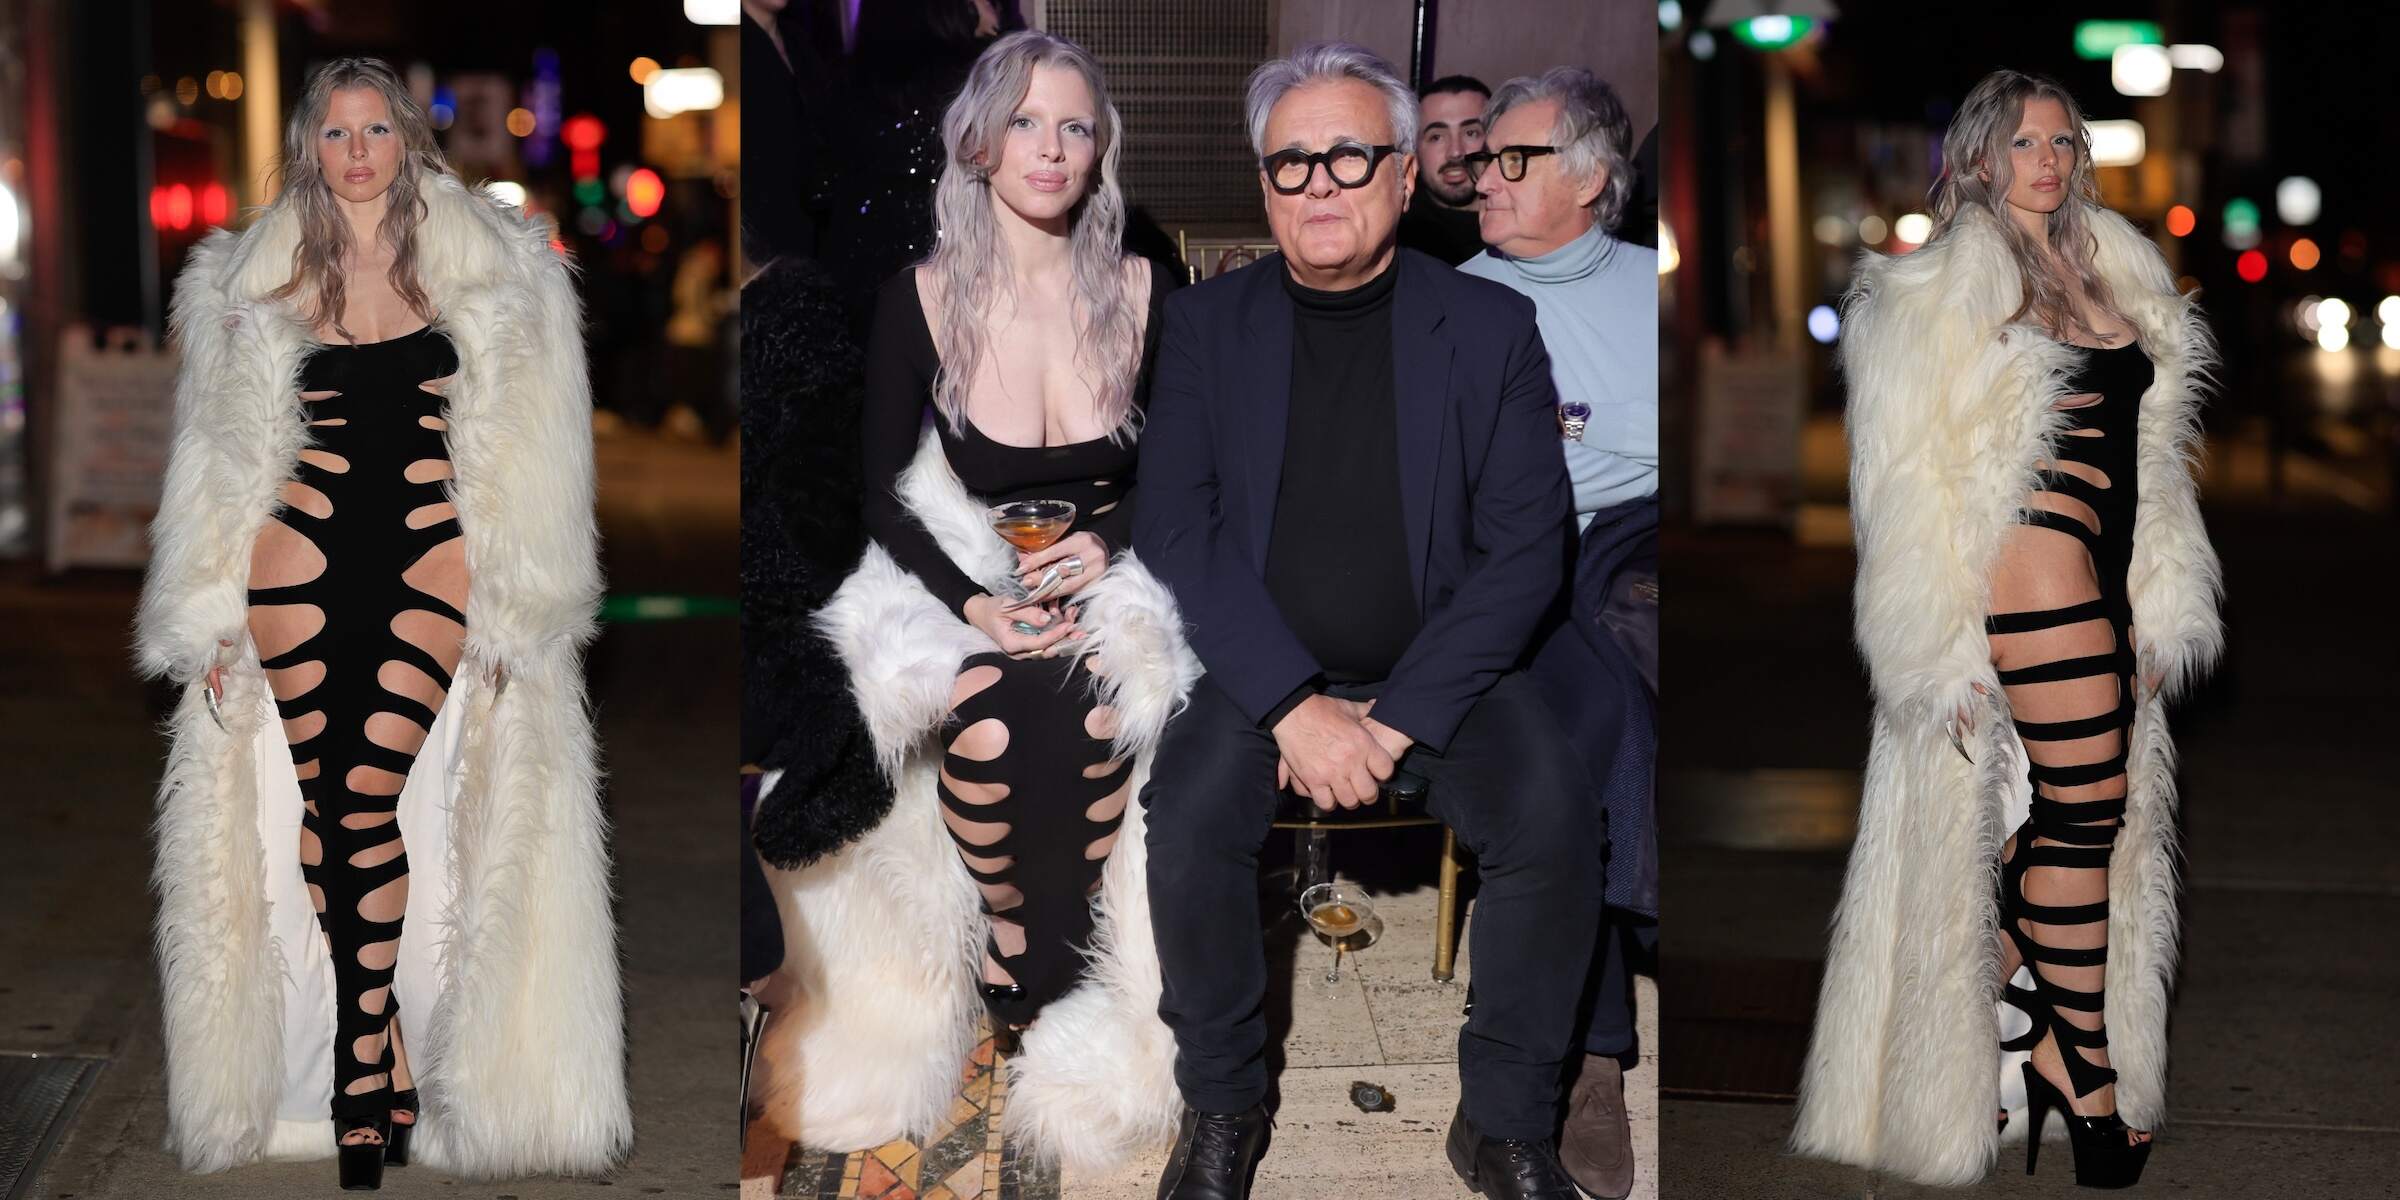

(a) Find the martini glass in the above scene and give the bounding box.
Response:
[988,499,1077,614]
[1298,881,1383,984]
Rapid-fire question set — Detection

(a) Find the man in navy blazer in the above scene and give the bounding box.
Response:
[1134,43,1602,1200]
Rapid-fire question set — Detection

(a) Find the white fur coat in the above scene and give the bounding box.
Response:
[1790,206,2222,1186]
[134,175,631,1176]
[772,430,1197,1173]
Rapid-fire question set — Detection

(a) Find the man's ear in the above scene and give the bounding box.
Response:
[1575,166,1606,211]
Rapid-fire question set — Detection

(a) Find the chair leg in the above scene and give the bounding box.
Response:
[1433,828,1460,982]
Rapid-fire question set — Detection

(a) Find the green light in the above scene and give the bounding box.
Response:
[1728,14,1815,50]
[574,179,606,207]
[2074,20,2164,61]
[600,594,739,622]
[2222,197,2260,233]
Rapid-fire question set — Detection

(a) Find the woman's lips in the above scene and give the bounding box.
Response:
[1025,171,1067,192]
[344,168,375,183]
[2031,177,2060,192]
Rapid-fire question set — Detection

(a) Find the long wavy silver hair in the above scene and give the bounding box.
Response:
[267,57,452,341]
[925,31,1138,442]
[1925,69,2129,343]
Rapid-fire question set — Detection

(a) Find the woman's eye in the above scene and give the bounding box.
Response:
[1066,121,1090,136]
[324,128,345,139]
[370,124,391,135]
[1010,115,1033,129]
[2012,138,2031,149]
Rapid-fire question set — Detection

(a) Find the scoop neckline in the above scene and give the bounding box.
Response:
[908,262,1157,452]
[318,324,439,348]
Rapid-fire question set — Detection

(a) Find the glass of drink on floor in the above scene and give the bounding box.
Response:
[1299,882,1381,984]
[988,499,1077,611]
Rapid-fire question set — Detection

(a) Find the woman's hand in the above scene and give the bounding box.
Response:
[1016,532,1109,602]
[963,593,1081,658]
[1948,681,1992,764]
[204,638,233,700]
[2129,627,2165,697]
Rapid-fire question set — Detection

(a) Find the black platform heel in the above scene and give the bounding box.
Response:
[334,1115,389,1191]
[383,1088,418,1167]
[979,981,1032,1056]
[2022,1062,2151,1188]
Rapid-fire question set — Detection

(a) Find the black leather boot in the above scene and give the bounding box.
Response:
[1154,1102,1269,1200]
[1444,1104,1580,1199]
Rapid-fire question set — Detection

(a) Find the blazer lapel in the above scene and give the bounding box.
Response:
[1391,253,1451,607]
[1241,260,1295,573]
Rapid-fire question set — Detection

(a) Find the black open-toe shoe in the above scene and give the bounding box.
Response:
[383,1088,419,1167]
[334,1114,389,1191]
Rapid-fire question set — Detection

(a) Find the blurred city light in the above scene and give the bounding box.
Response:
[199,182,228,226]
[2276,176,2322,225]
[221,72,244,101]
[1857,214,1887,244]
[2169,44,2225,73]
[2379,296,2400,325]
[1813,215,1850,245]
[1659,221,1679,274]
[683,0,739,23]
[1659,1,1686,31]
[2073,20,2162,60]
[2296,297,2322,333]
[1893,212,1931,244]
[2384,322,2400,351]
[2165,205,2195,237]
[643,67,723,119]
[2291,238,2322,271]
[1807,304,1840,343]
[2318,298,2352,334]
[2236,249,2268,283]
[1690,30,1718,60]
[626,168,667,219]
[2317,323,2349,353]
[484,181,529,209]
[0,183,19,268]
[630,57,662,85]
[2111,45,2171,97]
[506,107,537,138]
[1729,16,1815,50]
[2086,120,2146,167]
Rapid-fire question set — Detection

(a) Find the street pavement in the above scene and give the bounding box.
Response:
[1658,490,2400,1197]
[4,429,736,1198]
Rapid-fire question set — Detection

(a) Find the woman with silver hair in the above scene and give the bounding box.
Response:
[770,29,1200,1171]
[1792,69,2221,1188]
[140,57,626,1189]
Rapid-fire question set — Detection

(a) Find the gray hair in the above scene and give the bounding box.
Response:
[924,30,1140,444]
[1244,42,1418,156]
[268,57,453,341]
[1924,69,2129,345]
[1486,67,1635,232]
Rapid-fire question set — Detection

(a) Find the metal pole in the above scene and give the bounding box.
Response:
[239,0,279,206]
[1410,0,1434,90]
[1763,53,1803,352]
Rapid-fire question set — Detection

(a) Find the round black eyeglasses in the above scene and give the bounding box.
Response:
[1261,142,1401,195]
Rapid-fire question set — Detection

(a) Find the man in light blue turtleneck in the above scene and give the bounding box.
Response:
[1458,72,1657,534]
[1456,66,1659,1200]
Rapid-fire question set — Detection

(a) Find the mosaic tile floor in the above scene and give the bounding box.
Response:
[778,1026,1061,1200]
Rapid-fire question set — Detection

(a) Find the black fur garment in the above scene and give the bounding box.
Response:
[740,257,891,869]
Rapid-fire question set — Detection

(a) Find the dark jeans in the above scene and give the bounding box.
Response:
[1142,672,1604,1140]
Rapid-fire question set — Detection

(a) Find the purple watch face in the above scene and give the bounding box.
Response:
[1560,401,1593,422]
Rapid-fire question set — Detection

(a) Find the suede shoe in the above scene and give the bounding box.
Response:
[1445,1104,1580,1199]
[1155,1102,1269,1200]
[1559,1054,1633,1199]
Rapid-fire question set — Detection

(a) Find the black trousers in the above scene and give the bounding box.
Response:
[1142,672,1604,1139]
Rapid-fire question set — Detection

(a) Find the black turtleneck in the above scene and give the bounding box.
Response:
[1262,254,1419,716]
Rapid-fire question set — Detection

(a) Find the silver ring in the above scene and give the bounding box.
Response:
[1061,555,1085,578]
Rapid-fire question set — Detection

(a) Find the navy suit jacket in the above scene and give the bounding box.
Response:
[1134,248,1571,753]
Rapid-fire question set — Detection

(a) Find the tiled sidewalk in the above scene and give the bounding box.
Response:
[774,881,1657,1200]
